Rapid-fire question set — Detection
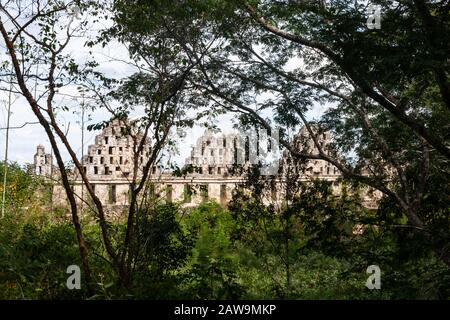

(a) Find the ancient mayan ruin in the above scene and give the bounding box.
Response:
[33,120,381,210]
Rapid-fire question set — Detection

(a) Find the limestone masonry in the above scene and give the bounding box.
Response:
[33,120,381,210]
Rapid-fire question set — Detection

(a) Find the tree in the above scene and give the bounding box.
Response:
[132,202,194,298]
[0,162,43,211]
[128,0,449,267]
[0,0,101,291]
[228,158,368,297]
[86,1,208,288]
[0,0,203,290]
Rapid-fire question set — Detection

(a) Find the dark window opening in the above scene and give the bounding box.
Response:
[256,136,260,157]
[184,184,192,203]
[94,166,98,175]
[109,185,116,204]
[200,184,208,201]
[149,184,155,199]
[245,136,250,162]
[109,147,113,155]
[105,136,109,144]
[166,185,173,203]
[233,138,238,164]
[220,184,227,205]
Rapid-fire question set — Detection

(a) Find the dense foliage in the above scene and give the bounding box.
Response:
[0,168,448,299]
[0,163,49,212]
[108,0,450,269]
[0,0,448,300]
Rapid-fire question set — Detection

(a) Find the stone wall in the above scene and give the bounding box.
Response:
[37,121,381,210]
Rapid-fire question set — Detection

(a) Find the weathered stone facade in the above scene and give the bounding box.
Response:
[185,129,243,175]
[33,121,381,209]
[285,126,341,177]
[76,119,156,180]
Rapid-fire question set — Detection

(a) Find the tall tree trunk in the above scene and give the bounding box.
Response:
[0,25,93,293]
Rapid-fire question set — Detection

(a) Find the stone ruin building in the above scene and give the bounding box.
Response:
[34,144,53,176]
[33,120,381,210]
